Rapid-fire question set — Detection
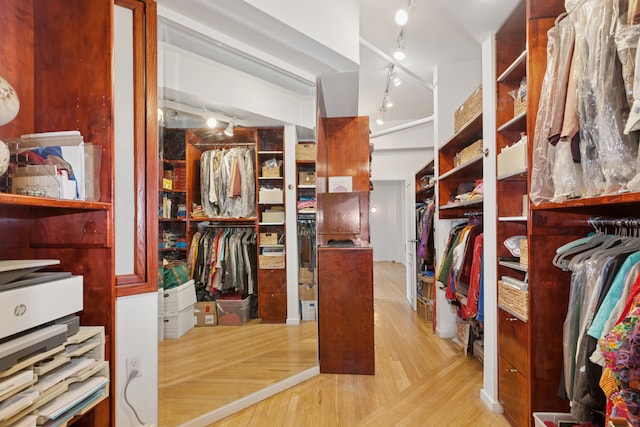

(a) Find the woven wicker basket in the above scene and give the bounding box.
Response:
[298,284,317,301]
[259,232,278,246]
[454,139,483,167]
[498,280,528,320]
[259,255,285,269]
[454,85,482,132]
[513,97,527,117]
[519,239,528,266]
[295,143,316,161]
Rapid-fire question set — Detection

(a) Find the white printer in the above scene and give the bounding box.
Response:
[0,259,83,370]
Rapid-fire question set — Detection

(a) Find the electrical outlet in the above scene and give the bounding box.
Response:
[126,355,142,378]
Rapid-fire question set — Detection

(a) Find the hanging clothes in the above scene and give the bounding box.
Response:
[187,227,257,298]
[416,200,435,270]
[556,228,640,423]
[200,147,256,218]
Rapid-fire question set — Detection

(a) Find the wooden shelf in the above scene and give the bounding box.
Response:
[499,260,528,272]
[0,193,110,211]
[438,154,483,180]
[439,113,483,156]
[497,50,527,83]
[497,168,527,181]
[497,112,527,133]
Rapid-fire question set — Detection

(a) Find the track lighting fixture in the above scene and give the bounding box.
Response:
[393,35,406,61]
[376,109,385,126]
[395,9,408,26]
[395,0,415,26]
[384,94,393,109]
[224,119,235,137]
[391,72,401,87]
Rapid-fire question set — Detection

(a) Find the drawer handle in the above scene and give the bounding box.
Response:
[506,317,518,322]
[507,369,518,373]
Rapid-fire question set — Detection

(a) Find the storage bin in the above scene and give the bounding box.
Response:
[298,171,316,185]
[514,97,527,116]
[498,280,528,321]
[262,210,284,223]
[162,279,197,313]
[295,143,316,161]
[258,189,283,204]
[298,284,317,301]
[259,232,278,246]
[262,165,281,178]
[301,300,317,321]
[217,297,250,326]
[520,239,528,266]
[532,412,576,427]
[454,85,482,132]
[299,267,315,284]
[498,139,527,178]
[416,296,432,323]
[163,304,195,339]
[259,255,285,269]
[454,139,483,167]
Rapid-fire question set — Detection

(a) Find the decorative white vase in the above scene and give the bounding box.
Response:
[0,76,20,126]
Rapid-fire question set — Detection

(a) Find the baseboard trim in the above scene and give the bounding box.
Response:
[480,388,504,413]
[178,366,320,426]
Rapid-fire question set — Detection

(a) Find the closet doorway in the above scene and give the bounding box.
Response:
[157,121,319,426]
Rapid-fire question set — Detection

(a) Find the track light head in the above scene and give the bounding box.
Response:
[395,9,408,26]
[224,120,234,137]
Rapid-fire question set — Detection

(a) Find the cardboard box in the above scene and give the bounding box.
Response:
[301,300,317,321]
[298,172,316,185]
[262,210,284,223]
[163,304,195,339]
[217,297,250,326]
[194,301,218,327]
[258,189,283,204]
[162,279,197,313]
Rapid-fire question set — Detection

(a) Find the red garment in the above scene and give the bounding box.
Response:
[460,234,483,319]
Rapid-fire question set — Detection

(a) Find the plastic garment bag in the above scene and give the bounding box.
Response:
[576,0,638,196]
[530,22,562,205]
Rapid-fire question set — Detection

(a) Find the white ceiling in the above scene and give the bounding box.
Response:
[157,0,521,133]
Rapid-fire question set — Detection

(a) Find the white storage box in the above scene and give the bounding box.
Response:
[301,300,317,321]
[262,210,284,223]
[162,279,196,313]
[163,304,195,339]
[497,139,527,178]
[258,189,283,204]
[533,412,576,427]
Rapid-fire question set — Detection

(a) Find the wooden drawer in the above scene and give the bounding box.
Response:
[499,356,530,427]
[258,269,286,293]
[498,307,529,377]
[259,291,286,323]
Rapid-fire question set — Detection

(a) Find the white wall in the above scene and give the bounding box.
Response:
[370,180,405,262]
[116,293,159,426]
[161,44,316,129]
[433,59,482,339]
[244,0,360,65]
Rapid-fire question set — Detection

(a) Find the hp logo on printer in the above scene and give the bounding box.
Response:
[14,304,27,317]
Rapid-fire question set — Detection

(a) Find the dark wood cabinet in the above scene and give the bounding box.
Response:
[316,115,374,375]
[318,247,374,375]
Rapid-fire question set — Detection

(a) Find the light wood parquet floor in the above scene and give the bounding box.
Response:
[204,261,511,427]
